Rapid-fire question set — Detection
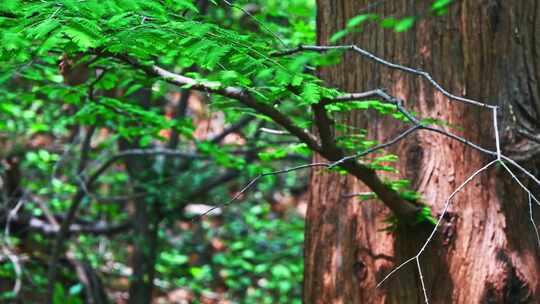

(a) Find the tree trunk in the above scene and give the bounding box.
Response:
[305,1,540,303]
[120,89,161,304]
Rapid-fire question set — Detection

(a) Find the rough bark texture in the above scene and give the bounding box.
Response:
[305,1,540,303]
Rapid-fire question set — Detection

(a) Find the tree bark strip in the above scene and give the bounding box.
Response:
[305,1,540,303]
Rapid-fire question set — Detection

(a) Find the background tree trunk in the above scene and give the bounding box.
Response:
[305,1,540,303]
[120,89,161,304]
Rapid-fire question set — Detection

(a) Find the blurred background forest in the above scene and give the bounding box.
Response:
[0,0,315,303]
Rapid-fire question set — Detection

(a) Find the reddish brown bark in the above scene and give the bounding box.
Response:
[305,1,540,303]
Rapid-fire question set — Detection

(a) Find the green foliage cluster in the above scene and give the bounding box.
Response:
[156,203,304,303]
[0,0,315,302]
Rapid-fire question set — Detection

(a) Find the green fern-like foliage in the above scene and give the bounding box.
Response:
[0,0,433,199]
[2,0,335,106]
[2,0,425,196]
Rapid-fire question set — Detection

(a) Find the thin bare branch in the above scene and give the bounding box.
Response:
[191,162,329,221]
[417,257,429,304]
[377,160,497,297]
[500,155,540,189]
[274,45,496,109]
[2,195,27,298]
[331,125,420,168]
[219,0,286,46]
[194,123,422,221]
[493,108,501,160]
[499,162,540,247]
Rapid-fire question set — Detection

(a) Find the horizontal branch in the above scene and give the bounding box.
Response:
[103,52,321,152]
[210,116,255,144]
[111,53,430,222]
[96,51,539,227]
[88,148,202,186]
[274,45,496,109]
[327,88,420,125]
[326,89,502,161]
[314,91,422,221]
[3,214,132,237]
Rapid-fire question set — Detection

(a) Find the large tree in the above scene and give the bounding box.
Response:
[2,0,539,303]
[305,1,540,303]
